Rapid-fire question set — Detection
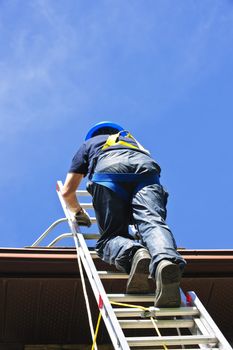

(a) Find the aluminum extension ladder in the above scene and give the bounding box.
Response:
[32,181,232,350]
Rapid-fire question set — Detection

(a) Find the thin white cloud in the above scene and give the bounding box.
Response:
[0,0,233,141]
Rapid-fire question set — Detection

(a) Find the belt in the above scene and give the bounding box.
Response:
[91,173,160,201]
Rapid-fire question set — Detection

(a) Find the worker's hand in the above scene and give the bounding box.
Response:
[74,208,92,227]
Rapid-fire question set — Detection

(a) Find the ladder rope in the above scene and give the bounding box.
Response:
[91,301,169,350]
[149,317,168,350]
[110,301,168,350]
[110,300,147,310]
[91,311,102,350]
[72,233,98,350]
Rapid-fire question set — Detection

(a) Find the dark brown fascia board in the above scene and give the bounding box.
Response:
[0,247,232,277]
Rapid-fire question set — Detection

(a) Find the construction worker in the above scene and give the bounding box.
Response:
[62,121,186,307]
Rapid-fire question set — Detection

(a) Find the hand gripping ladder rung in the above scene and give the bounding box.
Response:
[56,181,232,350]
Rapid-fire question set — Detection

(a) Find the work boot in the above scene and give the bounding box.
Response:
[154,260,181,308]
[126,248,151,294]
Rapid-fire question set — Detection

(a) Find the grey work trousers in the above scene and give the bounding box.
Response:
[87,150,186,277]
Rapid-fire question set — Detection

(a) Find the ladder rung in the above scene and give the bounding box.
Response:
[90,251,100,258]
[83,234,100,239]
[98,271,128,279]
[76,190,91,196]
[119,318,195,329]
[131,349,220,350]
[99,272,153,280]
[108,293,154,302]
[126,335,217,347]
[80,203,93,209]
[114,307,199,318]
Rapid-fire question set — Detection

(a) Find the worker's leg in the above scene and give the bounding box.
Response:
[132,183,186,305]
[131,183,186,277]
[87,182,145,273]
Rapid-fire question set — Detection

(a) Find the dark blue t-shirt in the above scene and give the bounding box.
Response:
[69,134,150,177]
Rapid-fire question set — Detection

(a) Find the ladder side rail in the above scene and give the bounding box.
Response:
[31,218,68,247]
[58,186,130,350]
[76,233,130,349]
[57,185,101,349]
[70,232,98,350]
[57,184,98,350]
[179,289,203,348]
[57,181,130,350]
[184,286,215,350]
[188,291,232,350]
[193,318,216,350]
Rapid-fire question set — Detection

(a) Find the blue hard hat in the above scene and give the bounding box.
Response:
[85,121,124,140]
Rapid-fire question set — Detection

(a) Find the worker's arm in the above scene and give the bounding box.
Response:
[61,172,83,213]
[61,172,92,227]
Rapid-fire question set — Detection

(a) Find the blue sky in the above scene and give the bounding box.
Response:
[0,0,233,249]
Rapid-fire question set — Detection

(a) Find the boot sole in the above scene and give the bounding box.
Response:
[154,262,181,307]
[126,250,151,294]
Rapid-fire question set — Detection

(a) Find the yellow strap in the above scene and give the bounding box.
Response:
[102,133,119,149]
[102,131,141,151]
[116,140,139,149]
[91,311,102,350]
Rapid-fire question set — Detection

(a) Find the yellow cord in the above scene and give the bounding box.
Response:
[110,301,168,350]
[110,300,148,311]
[91,300,168,350]
[150,317,168,350]
[91,311,102,350]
